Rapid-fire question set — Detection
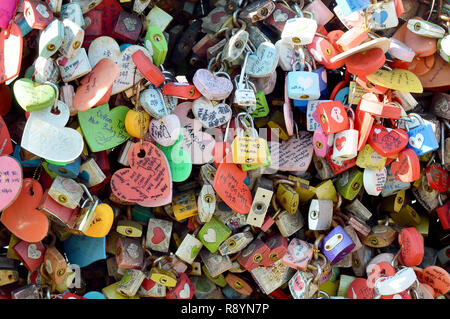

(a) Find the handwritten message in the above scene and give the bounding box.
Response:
[268,131,313,171]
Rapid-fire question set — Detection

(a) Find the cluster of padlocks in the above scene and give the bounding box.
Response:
[0,0,449,300]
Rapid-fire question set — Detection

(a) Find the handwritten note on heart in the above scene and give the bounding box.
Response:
[1,178,49,242]
[366,69,423,93]
[368,124,409,157]
[110,141,171,203]
[78,104,130,152]
[192,97,232,128]
[0,156,22,211]
[213,161,252,215]
[172,102,216,165]
[192,69,234,101]
[268,131,314,171]
[0,116,13,155]
[21,102,84,163]
[150,114,181,147]
[246,42,279,78]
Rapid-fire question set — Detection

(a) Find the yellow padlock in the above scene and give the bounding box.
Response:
[275,179,299,215]
[356,144,387,170]
[172,190,198,221]
[314,180,338,202]
[125,109,150,139]
[288,175,316,203]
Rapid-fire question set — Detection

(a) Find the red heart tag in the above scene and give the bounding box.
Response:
[426,164,449,193]
[391,148,420,183]
[213,161,252,215]
[398,227,424,267]
[368,124,409,157]
[110,141,171,203]
[335,136,346,151]
[151,227,165,245]
[0,116,12,155]
[347,278,375,299]
[345,48,386,76]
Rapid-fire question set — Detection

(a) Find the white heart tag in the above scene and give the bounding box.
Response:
[203,228,217,243]
[179,283,190,299]
[409,133,424,149]
[28,243,42,259]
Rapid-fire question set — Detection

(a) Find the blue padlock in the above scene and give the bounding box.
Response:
[64,235,106,268]
[405,114,439,156]
[46,157,81,179]
[334,87,349,105]
[335,0,371,17]
[286,62,320,100]
[13,145,41,167]
[17,17,33,37]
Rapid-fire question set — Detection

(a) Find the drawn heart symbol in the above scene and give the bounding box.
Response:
[190,245,200,259]
[192,69,234,101]
[273,9,289,22]
[78,103,130,152]
[159,127,192,182]
[151,227,166,245]
[28,244,42,260]
[110,141,171,203]
[172,102,216,165]
[335,136,347,151]
[330,106,344,123]
[213,161,252,215]
[267,131,314,171]
[0,156,22,211]
[88,36,153,95]
[408,133,424,150]
[150,114,181,147]
[246,42,279,78]
[179,283,191,299]
[203,228,217,243]
[21,102,84,163]
[85,203,114,238]
[123,17,137,31]
[73,58,120,111]
[192,97,232,128]
[391,148,420,183]
[368,124,409,157]
[0,116,12,155]
[372,10,388,24]
[13,78,56,112]
[1,178,49,242]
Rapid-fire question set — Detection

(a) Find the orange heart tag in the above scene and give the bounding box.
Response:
[391,148,420,183]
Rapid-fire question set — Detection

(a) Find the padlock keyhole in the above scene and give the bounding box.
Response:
[137,150,146,158]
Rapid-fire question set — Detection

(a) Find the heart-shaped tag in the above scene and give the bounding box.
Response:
[1,178,49,242]
[213,161,252,215]
[366,68,423,93]
[159,127,192,182]
[192,97,232,128]
[150,114,181,147]
[0,22,22,84]
[426,164,449,193]
[179,283,191,299]
[28,243,42,259]
[203,228,217,243]
[140,88,178,119]
[21,102,84,163]
[391,148,420,183]
[192,69,234,101]
[73,58,120,111]
[110,141,171,203]
[85,203,114,238]
[152,227,166,244]
[246,42,279,78]
[0,156,22,211]
[78,103,130,152]
[368,124,409,157]
[267,131,314,172]
[88,36,153,95]
[0,116,13,155]
[13,78,56,112]
[172,101,216,165]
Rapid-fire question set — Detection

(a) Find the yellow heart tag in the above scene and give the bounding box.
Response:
[85,203,114,238]
[366,69,423,93]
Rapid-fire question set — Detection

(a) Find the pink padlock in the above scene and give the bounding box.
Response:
[313,126,334,157]
[0,0,19,29]
[388,38,415,62]
[304,0,334,26]
[335,27,368,52]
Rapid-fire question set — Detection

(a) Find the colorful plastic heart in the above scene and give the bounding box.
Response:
[368,124,409,157]
[85,203,114,238]
[192,97,232,128]
[13,78,56,112]
[391,148,420,183]
[150,114,181,147]
[0,155,22,211]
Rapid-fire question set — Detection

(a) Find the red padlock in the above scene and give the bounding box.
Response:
[355,75,388,95]
[317,101,349,134]
[436,196,450,230]
[262,233,288,267]
[112,10,142,43]
[345,48,386,77]
[23,0,54,30]
[132,50,165,87]
[84,9,103,37]
[13,241,45,272]
[398,227,424,267]
[166,273,195,299]
[162,82,202,100]
[426,164,449,193]
[358,93,402,119]
[237,239,270,271]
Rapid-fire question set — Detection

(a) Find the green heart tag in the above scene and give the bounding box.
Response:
[190,245,200,259]
[159,127,192,182]
[13,78,56,112]
[251,90,269,118]
[78,104,130,152]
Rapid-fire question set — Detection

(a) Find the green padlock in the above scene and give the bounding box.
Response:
[335,167,363,201]
[197,216,232,253]
[251,90,269,118]
[145,25,168,66]
[13,78,57,112]
[131,205,154,223]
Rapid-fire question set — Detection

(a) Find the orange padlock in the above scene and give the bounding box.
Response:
[317,100,350,134]
[398,227,424,267]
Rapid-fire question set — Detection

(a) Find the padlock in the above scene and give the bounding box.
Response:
[317,101,349,134]
[356,144,387,170]
[247,177,273,228]
[366,0,399,30]
[391,204,421,227]
[78,157,106,188]
[398,227,424,267]
[39,19,64,58]
[362,223,397,248]
[335,167,363,201]
[321,225,355,264]
[71,192,98,235]
[175,233,203,265]
[308,199,333,231]
[0,256,19,287]
[239,0,275,23]
[331,111,359,162]
[262,233,288,267]
[144,25,168,66]
[23,0,54,30]
[145,218,172,253]
[219,231,253,256]
[116,268,146,297]
[48,176,84,209]
[237,239,270,271]
[282,238,313,271]
[287,62,320,100]
[60,2,85,28]
[11,284,40,299]
[117,219,143,238]
[197,215,232,253]
[288,270,317,299]
[233,56,258,112]
[149,257,178,288]
[166,272,195,299]
[436,195,450,230]
[281,5,317,46]
[275,208,304,237]
[200,249,232,278]
[172,190,198,222]
[345,198,372,222]
[43,246,67,288]
[407,19,446,39]
[58,19,84,59]
[112,10,142,43]
[274,179,299,215]
[381,166,411,197]
[115,237,144,269]
[313,126,334,158]
[138,275,167,298]
[405,114,439,156]
[351,245,373,277]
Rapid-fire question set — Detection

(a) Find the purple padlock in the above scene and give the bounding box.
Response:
[0,0,19,29]
[313,126,333,157]
[321,225,355,264]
